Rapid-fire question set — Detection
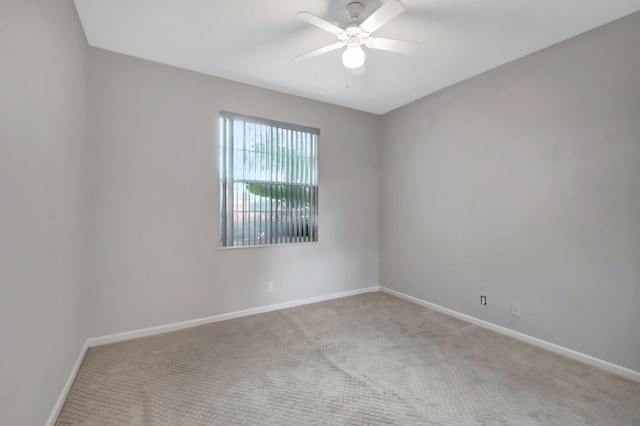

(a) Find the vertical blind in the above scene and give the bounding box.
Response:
[219,112,319,247]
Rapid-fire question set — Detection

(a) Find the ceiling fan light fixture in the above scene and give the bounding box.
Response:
[342,44,365,69]
[296,0,414,73]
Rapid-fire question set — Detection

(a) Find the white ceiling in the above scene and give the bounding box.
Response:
[74,0,640,114]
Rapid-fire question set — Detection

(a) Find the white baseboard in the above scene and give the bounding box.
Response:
[380,286,640,383]
[87,286,380,347]
[46,340,89,426]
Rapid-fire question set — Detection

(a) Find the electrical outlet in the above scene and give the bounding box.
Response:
[267,282,274,293]
[511,302,521,317]
[480,295,487,305]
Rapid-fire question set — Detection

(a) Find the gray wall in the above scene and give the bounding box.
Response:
[87,49,381,337]
[381,12,640,372]
[0,0,89,424]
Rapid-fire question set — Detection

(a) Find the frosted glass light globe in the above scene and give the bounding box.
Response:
[342,44,365,69]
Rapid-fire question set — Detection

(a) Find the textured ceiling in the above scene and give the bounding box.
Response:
[74,0,640,114]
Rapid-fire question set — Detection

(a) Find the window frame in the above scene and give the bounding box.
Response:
[218,111,320,249]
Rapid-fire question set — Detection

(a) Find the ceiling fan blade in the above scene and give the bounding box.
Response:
[295,42,345,61]
[297,12,344,35]
[351,64,366,77]
[359,0,405,34]
[365,37,418,53]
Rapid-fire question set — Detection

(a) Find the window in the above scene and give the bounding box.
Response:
[219,112,319,248]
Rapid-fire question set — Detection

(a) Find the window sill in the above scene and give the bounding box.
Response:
[218,241,318,251]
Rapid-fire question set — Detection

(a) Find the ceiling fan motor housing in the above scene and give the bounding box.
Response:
[346,2,365,20]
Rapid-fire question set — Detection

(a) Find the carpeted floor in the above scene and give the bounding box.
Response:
[56,292,640,425]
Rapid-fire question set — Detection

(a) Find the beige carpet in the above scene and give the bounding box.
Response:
[56,292,640,425]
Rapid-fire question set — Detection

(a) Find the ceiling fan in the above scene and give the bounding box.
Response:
[295,0,417,73]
